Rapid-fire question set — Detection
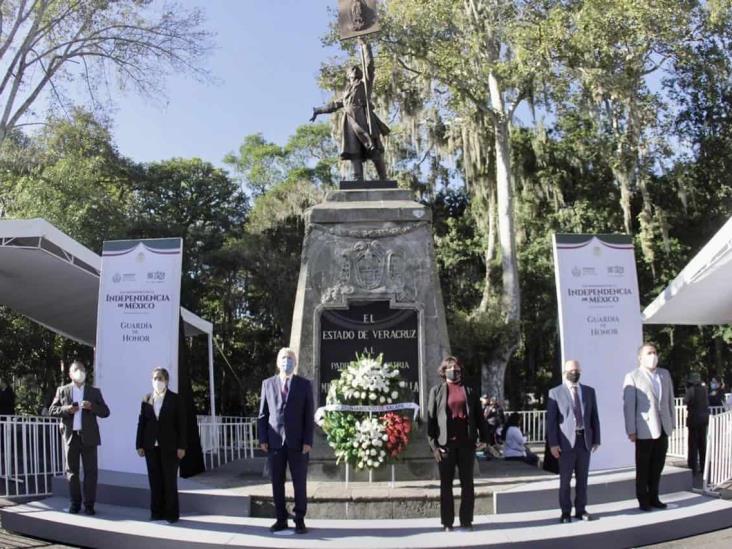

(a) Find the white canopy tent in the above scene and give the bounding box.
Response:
[0,218,216,416]
[643,216,732,325]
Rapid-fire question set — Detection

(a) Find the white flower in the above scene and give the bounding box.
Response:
[369,393,377,400]
[387,398,393,403]
[399,381,406,388]
[380,396,385,403]
[391,391,398,399]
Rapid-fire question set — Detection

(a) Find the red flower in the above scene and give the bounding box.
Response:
[381,412,412,459]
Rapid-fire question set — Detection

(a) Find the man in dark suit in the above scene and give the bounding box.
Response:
[684,372,709,474]
[136,367,187,523]
[49,360,110,515]
[258,348,314,534]
[547,359,601,523]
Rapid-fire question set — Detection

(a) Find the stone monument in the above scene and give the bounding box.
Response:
[289,0,451,480]
[290,187,451,415]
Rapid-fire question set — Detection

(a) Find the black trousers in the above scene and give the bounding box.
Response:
[64,432,98,506]
[558,433,591,516]
[438,444,475,527]
[687,424,707,473]
[269,443,308,521]
[145,446,180,521]
[635,433,668,506]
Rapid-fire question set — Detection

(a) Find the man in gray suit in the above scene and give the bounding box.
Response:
[258,348,314,534]
[623,343,675,511]
[547,360,601,523]
[49,360,110,515]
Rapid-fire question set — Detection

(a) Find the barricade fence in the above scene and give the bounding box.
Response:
[4,405,732,497]
[703,409,732,492]
[0,415,65,499]
[1,414,258,499]
[196,416,257,470]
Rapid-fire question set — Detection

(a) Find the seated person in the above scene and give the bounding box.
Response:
[502,412,539,466]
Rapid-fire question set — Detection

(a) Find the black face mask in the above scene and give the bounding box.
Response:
[566,371,580,384]
[446,369,461,383]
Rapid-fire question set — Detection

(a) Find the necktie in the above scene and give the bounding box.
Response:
[572,385,584,427]
[282,378,289,403]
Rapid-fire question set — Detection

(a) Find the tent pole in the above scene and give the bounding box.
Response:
[208,333,216,419]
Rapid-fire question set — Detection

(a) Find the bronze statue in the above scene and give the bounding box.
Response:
[310,41,389,180]
[351,0,368,31]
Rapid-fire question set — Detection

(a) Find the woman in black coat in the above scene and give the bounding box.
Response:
[136,367,187,523]
[427,356,487,531]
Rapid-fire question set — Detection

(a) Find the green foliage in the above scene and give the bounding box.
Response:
[3,3,732,416]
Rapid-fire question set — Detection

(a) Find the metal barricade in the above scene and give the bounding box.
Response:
[0,415,64,499]
[703,409,732,492]
[196,416,257,470]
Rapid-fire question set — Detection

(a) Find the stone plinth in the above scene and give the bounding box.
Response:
[289,187,450,417]
[288,186,451,477]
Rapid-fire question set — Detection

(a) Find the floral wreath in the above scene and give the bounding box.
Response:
[318,354,414,470]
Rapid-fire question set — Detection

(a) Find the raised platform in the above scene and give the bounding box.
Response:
[494,465,693,513]
[4,491,732,548]
[2,459,723,548]
[43,462,695,519]
[51,470,250,517]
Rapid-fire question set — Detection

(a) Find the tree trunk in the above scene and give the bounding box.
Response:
[477,182,496,312]
[480,71,522,401]
[479,336,519,404]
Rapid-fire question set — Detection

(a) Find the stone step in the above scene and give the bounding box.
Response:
[3,491,732,548]
[51,470,249,517]
[494,465,692,513]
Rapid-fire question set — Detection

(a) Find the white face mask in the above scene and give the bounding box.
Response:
[641,354,658,370]
[278,356,295,376]
[153,380,167,393]
[71,370,86,384]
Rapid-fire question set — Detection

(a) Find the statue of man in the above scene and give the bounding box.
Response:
[310,40,390,181]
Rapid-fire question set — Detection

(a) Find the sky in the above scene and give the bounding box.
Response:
[107,1,341,169]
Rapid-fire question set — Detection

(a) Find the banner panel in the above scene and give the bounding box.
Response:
[95,238,183,474]
[553,234,642,470]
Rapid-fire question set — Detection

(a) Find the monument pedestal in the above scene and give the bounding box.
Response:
[290,186,450,413]
[289,185,451,477]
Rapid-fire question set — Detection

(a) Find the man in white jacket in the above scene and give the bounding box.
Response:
[623,343,675,511]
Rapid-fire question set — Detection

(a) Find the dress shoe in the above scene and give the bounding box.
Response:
[559,514,571,524]
[166,517,179,524]
[650,500,667,509]
[638,504,652,512]
[269,520,288,533]
[150,513,163,521]
[294,519,308,534]
[68,504,81,514]
[460,523,473,531]
[574,512,595,521]
[442,525,454,532]
[83,505,95,516]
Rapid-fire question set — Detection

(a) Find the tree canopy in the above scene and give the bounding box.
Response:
[1,1,731,415]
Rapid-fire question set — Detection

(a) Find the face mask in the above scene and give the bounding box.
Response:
[153,380,167,393]
[279,356,295,376]
[71,370,86,384]
[642,354,658,370]
[446,369,461,383]
[566,371,580,384]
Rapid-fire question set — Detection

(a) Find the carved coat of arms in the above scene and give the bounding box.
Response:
[321,240,417,304]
